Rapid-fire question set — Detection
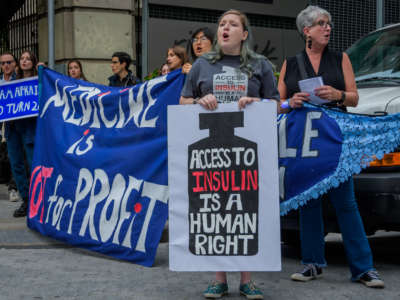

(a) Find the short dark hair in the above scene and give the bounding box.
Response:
[188,27,214,61]
[112,52,132,71]
[0,51,17,63]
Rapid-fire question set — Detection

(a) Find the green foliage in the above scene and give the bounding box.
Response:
[144,68,161,81]
[274,72,280,82]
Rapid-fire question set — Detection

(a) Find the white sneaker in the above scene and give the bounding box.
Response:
[9,189,21,202]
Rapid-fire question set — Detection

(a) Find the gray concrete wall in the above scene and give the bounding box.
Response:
[148,19,303,74]
[148,0,307,18]
[38,0,136,84]
[37,0,307,83]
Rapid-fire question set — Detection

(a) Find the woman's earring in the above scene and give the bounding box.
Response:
[307,37,312,49]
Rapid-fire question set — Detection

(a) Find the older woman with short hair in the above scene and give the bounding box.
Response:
[278,5,384,288]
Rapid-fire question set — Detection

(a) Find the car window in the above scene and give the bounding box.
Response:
[347,26,400,82]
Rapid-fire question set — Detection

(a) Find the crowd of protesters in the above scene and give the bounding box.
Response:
[0,4,386,299]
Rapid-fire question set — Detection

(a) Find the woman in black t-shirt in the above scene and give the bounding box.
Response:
[278,5,384,288]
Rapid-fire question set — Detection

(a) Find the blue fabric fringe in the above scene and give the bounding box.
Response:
[280,103,400,215]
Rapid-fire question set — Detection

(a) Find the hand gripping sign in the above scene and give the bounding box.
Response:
[168,102,281,272]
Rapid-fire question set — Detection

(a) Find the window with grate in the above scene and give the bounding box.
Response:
[149,4,296,30]
[311,0,376,51]
[2,0,38,59]
[385,0,400,25]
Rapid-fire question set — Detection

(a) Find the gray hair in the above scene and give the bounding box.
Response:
[296,5,332,39]
[203,9,271,77]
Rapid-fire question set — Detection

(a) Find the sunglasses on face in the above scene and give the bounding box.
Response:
[1,61,14,66]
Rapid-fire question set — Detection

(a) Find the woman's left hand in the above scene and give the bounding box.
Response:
[238,97,260,109]
[314,85,341,101]
[182,63,192,74]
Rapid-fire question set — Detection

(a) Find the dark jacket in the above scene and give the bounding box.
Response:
[108,70,140,87]
[0,72,16,82]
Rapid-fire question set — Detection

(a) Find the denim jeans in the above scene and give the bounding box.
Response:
[299,179,374,280]
[5,118,36,202]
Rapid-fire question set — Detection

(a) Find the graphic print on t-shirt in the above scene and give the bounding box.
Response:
[213,66,248,103]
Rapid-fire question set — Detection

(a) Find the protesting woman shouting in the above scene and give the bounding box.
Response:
[278,5,384,288]
[180,9,279,299]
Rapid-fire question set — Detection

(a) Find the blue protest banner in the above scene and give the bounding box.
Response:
[279,104,400,215]
[0,77,39,121]
[27,67,400,265]
[27,68,185,266]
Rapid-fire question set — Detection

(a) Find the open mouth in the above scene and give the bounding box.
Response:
[223,33,229,39]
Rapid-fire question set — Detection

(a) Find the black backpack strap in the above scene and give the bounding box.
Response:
[296,52,308,80]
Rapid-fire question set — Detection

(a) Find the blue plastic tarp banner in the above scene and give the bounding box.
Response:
[0,77,39,121]
[27,68,185,266]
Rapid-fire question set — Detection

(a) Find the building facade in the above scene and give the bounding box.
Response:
[1,0,399,84]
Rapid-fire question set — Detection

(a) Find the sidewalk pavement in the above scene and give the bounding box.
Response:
[0,184,65,249]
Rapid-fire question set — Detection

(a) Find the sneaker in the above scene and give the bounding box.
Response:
[291,264,323,282]
[13,202,28,218]
[358,270,385,288]
[9,189,21,202]
[203,281,228,299]
[239,281,263,299]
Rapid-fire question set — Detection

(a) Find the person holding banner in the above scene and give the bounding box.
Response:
[180,9,279,299]
[0,51,22,202]
[67,59,87,81]
[278,5,384,288]
[108,52,140,87]
[6,50,38,218]
[166,45,191,74]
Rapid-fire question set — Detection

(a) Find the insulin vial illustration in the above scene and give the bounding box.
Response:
[188,112,259,256]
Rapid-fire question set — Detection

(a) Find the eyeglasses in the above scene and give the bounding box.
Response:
[1,61,14,66]
[312,20,334,29]
[192,36,209,43]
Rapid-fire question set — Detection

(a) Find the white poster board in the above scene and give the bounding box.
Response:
[168,102,281,271]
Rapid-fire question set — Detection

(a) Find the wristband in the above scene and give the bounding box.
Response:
[280,99,290,109]
[337,91,345,104]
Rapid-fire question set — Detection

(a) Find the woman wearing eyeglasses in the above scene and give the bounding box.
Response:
[188,27,214,61]
[278,6,384,288]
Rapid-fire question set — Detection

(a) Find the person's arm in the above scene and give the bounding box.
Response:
[278,60,309,112]
[239,59,280,111]
[313,53,358,107]
[180,94,218,110]
[180,59,218,110]
[341,52,358,107]
[180,96,196,105]
[182,63,192,74]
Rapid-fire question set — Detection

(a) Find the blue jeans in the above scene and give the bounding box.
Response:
[299,179,374,280]
[5,119,36,201]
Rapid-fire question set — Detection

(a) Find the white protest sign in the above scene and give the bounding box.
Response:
[168,102,281,271]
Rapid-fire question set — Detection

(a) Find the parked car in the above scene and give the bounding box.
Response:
[281,23,400,243]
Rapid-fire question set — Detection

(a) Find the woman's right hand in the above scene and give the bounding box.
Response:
[197,94,218,110]
[289,92,310,109]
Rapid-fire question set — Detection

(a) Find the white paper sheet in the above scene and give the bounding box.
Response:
[298,76,329,105]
